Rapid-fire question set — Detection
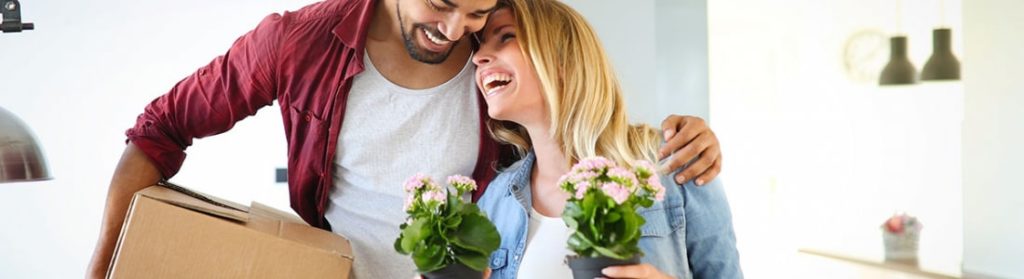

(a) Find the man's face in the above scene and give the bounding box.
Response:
[397,0,498,64]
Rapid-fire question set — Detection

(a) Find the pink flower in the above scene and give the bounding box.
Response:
[404,173,434,192]
[886,216,905,233]
[447,175,478,193]
[574,181,591,199]
[573,157,615,173]
[403,195,416,212]
[607,167,640,192]
[647,176,666,201]
[633,160,656,177]
[421,190,447,205]
[601,182,630,204]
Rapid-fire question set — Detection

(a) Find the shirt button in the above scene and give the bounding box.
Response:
[304,113,312,122]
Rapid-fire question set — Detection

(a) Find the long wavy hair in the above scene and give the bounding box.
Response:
[487,0,660,168]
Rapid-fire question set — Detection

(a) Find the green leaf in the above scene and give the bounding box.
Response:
[400,219,429,253]
[413,241,446,272]
[638,198,654,208]
[567,232,593,252]
[605,211,621,223]
[563,202,582,231]
[446,214,463,228]
[394,236,407,254]
[593,245,629,260]
[454,250,489,271]
[451,212,501,255]
[621,209,641,243]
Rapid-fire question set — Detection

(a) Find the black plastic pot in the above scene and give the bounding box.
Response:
[567,255,641,279]
[421,262,484,279]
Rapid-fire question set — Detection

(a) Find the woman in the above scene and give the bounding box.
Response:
[472,0,742,278]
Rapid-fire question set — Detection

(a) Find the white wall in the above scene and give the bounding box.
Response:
[562,0,710,124]
[708,0,964,276]
[0,1,705,277]
[962,0,1024,277]
[0,1,314,277]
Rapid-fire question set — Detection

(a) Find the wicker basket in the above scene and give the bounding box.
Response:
[882,229,919,261]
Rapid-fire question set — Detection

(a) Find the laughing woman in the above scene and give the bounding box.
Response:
[472,1,742,278]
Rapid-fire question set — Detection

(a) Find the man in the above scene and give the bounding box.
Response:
[87,0,725,278]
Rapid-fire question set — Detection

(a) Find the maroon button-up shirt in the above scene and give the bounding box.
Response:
[126,0,505,230]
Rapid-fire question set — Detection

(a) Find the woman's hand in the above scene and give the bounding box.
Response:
[658,115,722,186]
[599,263,675,279]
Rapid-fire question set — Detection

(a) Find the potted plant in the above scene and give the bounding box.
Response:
[558,157,666,279]
[394,174,501,279]
[881,213,922,264]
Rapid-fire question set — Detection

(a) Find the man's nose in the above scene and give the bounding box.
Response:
[438,15,467,41]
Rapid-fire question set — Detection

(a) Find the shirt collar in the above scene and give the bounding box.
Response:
[508,152,535,209]
[332,0,377,54]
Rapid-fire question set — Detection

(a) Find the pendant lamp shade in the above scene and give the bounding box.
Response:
[880,36,918,85]
[0,106,51,183]
[921,28,961,80]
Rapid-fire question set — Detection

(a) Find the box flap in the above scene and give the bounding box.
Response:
[247,202,354,260]
[136,182,249,222]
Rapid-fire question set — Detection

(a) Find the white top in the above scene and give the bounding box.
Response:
[518,207,575,278]
[324,52,480,279]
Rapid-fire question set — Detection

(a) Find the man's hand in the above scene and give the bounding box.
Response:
[658,115,722,186]
[599,263,675,279]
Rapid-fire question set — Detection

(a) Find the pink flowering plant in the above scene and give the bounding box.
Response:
[559,157,666,260]
[394,174,500,274]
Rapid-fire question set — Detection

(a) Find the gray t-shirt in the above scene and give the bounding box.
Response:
[324,52,481,278]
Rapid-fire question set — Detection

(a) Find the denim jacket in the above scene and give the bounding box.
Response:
[476,152,742,279]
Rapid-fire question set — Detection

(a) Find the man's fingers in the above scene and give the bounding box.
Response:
[683,136,720,185]
[694,156,722,186]
[660,115,686,141]
[658,122,701,160]
[661,131,712,177]
[678,147,714,185]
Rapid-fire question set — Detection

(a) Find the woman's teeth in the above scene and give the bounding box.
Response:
[484,74,513,95]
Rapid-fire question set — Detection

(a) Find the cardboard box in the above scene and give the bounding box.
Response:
[108,183,353,278]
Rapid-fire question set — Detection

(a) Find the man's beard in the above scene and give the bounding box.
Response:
[397,4,460,64]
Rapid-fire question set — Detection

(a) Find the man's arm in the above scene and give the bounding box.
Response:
[86,12,285,278]
[658,115,722,186]
[86,143,162,278]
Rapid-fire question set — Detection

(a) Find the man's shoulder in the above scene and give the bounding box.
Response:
[282,0,363,23]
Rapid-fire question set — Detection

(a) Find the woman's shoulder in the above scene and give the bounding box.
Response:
[479,155,533,203]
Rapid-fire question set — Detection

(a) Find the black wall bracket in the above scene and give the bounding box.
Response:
[1,0,34,33]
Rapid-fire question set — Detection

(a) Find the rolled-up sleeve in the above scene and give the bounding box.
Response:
[125,13,284,178]
[681,177,743,278]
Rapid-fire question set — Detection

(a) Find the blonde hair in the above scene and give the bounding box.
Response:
[488,0,661,168]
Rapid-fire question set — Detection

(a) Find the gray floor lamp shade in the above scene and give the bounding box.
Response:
[0,106,51,183]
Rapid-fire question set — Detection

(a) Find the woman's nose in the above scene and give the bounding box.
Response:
[472,53,493,66]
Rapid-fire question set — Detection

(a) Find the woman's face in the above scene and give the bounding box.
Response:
[472,8,546,126]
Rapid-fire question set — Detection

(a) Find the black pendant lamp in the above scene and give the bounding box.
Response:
[921,28,961,80]
[879,36,917,85]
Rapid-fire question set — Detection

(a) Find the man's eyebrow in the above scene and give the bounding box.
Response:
[475,5,499,14]
[442,0,497,14]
